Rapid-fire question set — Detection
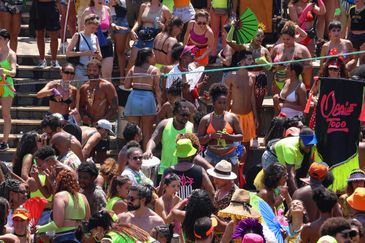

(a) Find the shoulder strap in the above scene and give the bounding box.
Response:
[74,32,81,52]
[80,33,93,51]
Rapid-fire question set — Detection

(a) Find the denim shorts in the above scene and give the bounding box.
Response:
[124,90,157,116]
[133,27,159,49]
[204,148,238,166]
[54,231,79,243]
[261,150,278,169]
[173,4,195,23]
[112,15,130,34]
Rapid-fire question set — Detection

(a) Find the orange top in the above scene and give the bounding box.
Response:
[206,114,234,134]
[173,0,190,8]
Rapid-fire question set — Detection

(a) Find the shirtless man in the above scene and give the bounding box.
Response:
[300,187,338,243]
[320,20,356,72]
[224,50,258,165]
[50,132,81,171]
[79,59,118,125]
[40,114,84,161]
[292,162,342,222]
[81,119,115,163]
[118,185,164,234]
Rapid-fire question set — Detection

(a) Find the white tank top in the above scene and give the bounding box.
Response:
[79,33,98,65]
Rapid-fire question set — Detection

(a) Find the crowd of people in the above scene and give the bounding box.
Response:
[1,0,365,242]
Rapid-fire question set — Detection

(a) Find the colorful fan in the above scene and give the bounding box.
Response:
[23,197,48,227]
[234,8,259,44]
[249,193,286,243]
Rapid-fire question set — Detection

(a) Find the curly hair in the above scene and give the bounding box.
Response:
[56,169,80,195]
[77,160,99,178]
[176,133,201,150]
[100,158,119,187]
[87,210,113,231]
[263,163,287,190]
[123,123,141,142]
[0,179,21,200]
[107,175,130,199]
[182,189,214,241]
[164,16,183,35]
[208,83,228,103]
[349,219,364,238]
[12,131,39,177]
[312,187,338,213]
[320,217,351,237]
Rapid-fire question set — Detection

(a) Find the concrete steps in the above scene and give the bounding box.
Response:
[0,106,49,120]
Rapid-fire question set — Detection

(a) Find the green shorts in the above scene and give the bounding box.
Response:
[0,76,15,98]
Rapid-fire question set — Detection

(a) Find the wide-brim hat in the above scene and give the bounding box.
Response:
[218,189,261,220]
[207,160,237,180]
[347,169,365,182]
[347,187,365,211]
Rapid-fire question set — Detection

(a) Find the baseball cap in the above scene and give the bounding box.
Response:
[180,45,197,58]
[96,119,115,136]
[52,113,65,121]
[309,162,329,180]
[285,127,300,137]
[12,207,31,221]
[299,127,317,145]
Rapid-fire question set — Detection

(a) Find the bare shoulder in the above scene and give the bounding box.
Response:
[118,211,132,221]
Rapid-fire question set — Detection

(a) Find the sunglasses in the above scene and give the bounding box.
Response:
[131,156,143,161]
[341,229,358,238]
[328,67,339,71]
[197,21,207,26]
[63,70,75,75]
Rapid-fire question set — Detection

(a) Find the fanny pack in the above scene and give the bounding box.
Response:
[138,28,158,41]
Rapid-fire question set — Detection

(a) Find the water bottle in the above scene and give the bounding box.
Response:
[154,16,160,29]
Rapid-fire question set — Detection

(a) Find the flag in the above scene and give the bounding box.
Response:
[315,77,364,191]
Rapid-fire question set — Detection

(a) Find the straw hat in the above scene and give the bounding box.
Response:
[207,160,237,180]
[218,189,261,220]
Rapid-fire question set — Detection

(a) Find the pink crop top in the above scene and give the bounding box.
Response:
[91,6,110,31]
[189,23,208,46]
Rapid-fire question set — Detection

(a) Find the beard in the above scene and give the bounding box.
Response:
[88,74,99,80]
[127,203,141,211]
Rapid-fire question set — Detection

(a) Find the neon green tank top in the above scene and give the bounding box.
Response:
[103,231,155,243]
[212,0,228,9]
[106,196,122,211]
[0,55,13,82]
[56,192,86,233]
[159,118,193,174]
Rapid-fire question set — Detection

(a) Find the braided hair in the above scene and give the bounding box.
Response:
[0,179,21,200]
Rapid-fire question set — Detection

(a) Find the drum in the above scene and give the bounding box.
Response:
[141,156,161,185]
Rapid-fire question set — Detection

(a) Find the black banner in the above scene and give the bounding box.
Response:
[315,78,363,167]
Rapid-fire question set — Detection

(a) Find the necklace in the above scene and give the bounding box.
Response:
[213,111,224,118]
[60,80,69,90]
[87,87,96,107]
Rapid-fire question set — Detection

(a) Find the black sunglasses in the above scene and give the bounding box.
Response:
[63,70,75,75]
[131,156,143,161]
[341,229,358,238]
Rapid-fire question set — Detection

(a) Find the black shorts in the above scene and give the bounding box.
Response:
[100,37,114,58]
[34,2,60,31]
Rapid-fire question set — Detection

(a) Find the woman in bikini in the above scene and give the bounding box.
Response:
[153,16,183,71]
[124,48,162,150]
[0,29,16,152]
[320,20,355,73]
[274,61,307,118]
[197,83,243,177]
[270,21,311,115]
[128,0,172,71]
[184,9,214,66]
[36,63,78,120]
[288,0,326,55]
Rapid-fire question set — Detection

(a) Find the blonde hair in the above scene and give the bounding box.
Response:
[84,14,100,25]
